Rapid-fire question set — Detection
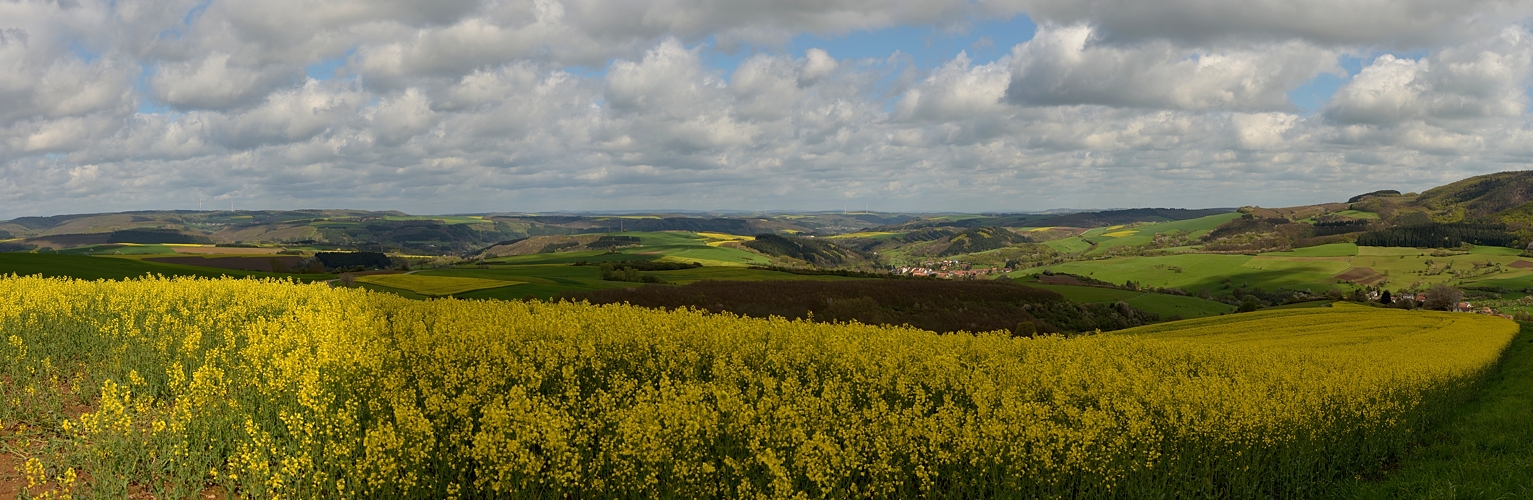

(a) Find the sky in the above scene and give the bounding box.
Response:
[2,0,1532,218]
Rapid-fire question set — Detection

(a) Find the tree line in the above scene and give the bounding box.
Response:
[1356,223,1517,248]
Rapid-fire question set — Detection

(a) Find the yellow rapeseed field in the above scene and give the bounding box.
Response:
[0,276,1516,498]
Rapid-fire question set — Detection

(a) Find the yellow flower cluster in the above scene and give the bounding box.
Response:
[0,275,1516,498]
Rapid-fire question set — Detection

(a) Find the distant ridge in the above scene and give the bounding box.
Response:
[1413,170,1533,221]
[1028,208,1236,228]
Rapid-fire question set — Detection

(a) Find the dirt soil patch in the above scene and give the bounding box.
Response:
[481,235,603,258]
[1509,260,1533,269]
[1334,267,1386,285]
[22,233,112,249]
[0,450,23,500]
[147,256,305,273]
[1037,274,1087,286]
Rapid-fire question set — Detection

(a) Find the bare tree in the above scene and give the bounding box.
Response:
[1422,283,1463,311]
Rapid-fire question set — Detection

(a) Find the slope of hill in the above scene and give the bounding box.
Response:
[938,226,1032,256]
[1414,170,1533,221]
[742,234,867,266]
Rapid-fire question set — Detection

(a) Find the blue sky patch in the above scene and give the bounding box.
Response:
[787,15,1036,69]
[305,48,356,81]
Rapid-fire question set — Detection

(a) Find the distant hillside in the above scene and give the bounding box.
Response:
[107,228,212,245]
[939,227,1031,257]
[1347,190,1402,203]
[1413,171,1533,222]
[1028,208,1234,228]
[881,214,1053,231]
[743,234,867,266]
[0,210,920,256]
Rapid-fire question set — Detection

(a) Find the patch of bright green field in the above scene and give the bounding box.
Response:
[1340,322,1533,498]
[1013,253,1350,294]
[1469,246,1524,256]
[1352,249,1533,289]
[1261,243,1358,257]
[486,250,662,265]
[354,274,519,296]
[1044,237,1093,254]
[0,253,329,281]
[1358,245,1524,257]
[1024,282,1235,319]
[638,245,769,266]
[1084,213,1242,255]
[58,244,179,256]
[1357,246,1431,257]
[569,231,771,266]
[1332,210,1380,219]
[1238,257,1355,288]
[1456,275,1533,291]
[623,231,709,246]
[423,264,861,300]
[419,265,635,300]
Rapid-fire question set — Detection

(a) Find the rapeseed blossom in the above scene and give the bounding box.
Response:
[0,275,1516,498]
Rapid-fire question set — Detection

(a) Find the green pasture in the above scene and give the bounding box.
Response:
[486,250,662,265]
[355,274,519,296]
[1445,275,1533,292]
[1261,243,1358,257]
[1352,250,1533,290]
[1078,226,1113,238]
[1016,243,1533,295]
[1231,257,1353,289]
[1084,213,1241,255]
[1043,238,1093,254]
[58,244,179,256]
[1332,210,1380,219]
[1013,253,1349,294]
[421,264,862,300]
[585,231,770,266]
[0,253,329,282]
[638,245,769,266]
[624,231,709,246]
[1025,282,1235,319]
[1467,245,1524,256]
[499,231,771,267]
[418,265,635,300]
[1357,245,1523,257]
